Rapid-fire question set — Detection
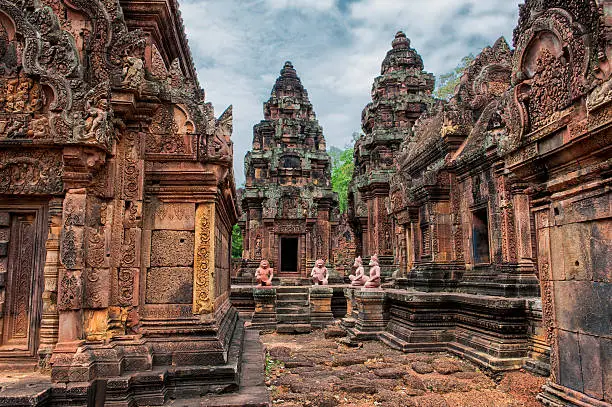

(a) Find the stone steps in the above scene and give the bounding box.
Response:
[274,288,312,333]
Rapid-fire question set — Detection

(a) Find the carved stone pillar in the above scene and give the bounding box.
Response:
[38,198,63,362]
[512,190,535,273]
[57,190,87,344]
[194,202,216,315]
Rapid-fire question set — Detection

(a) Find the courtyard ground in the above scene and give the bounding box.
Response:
[261,327,546,407]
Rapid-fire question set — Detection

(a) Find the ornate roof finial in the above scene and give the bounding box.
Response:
[392,31,410,49]
[280,61,298,78]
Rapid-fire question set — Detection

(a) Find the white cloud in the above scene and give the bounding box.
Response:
[178,0,522,184]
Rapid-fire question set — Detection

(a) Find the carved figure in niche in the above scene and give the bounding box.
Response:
[310,259,328,285]
[255,259,274,286]
[121,55,145,88]
[5,78,18,111]
[28,82,42,112]
[5,118,27,139]
[254,234,262,259]
[364,254,381,288]
[349,256,367,286]
[83,99,109,142]
[28,116,49,139]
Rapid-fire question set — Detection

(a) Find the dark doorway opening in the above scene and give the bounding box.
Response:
[280,237,299,273]
[472,208,491,264]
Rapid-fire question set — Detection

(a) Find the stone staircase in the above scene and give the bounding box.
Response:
[275,286,311,333]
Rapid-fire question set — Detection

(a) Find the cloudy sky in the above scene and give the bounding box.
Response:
[179,0,523,184]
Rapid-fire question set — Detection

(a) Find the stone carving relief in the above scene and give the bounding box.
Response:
[194,203,215,314]
[0,150,63,194]
[513,8,591,135]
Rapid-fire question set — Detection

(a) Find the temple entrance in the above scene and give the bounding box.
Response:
[0,207,46,360]
[280,237,299,274]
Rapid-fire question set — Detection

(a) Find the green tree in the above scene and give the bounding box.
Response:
[331,147,355,213]
[433,53,475,100]
[231,224,243,258]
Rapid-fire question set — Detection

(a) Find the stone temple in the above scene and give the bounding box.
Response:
[240,61,338,281]
[349,32,435,277]
[0,0,610,406]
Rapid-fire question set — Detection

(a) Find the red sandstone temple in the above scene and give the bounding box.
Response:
[240,61,339,282]
[0,0,609,406]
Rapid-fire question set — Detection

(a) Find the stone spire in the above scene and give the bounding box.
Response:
[241,62,338,276]
[264,61,315,122]
[381,31,425,74]
[348,32,435,268]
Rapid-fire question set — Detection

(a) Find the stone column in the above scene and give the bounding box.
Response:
[52,190,87,382]
[38,198,63,362]
[309,286,334,328]
[512,191,535,273]
[251,287,277,331]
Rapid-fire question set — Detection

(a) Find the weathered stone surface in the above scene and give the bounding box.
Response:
[145,267,193,304]
[412,361,435,374]
[150,230,194,267]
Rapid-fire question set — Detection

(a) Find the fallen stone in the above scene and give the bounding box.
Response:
[432,359,463,375]
[411,361,434,374]
[324,326,347,339]
[373,367,407,379]
[268,346,292,360]
[331,354,368,367]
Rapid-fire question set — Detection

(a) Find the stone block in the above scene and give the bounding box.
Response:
[561,223,591,281]
[84,268,110,308]
[309,286,334,328]
[578,333,603,400]
[591,219,611,283]
[153,203,195,230]
[602,337,612,402]
[146,267,193,304]
[150,230,194,267]
[554,281,612,336]
[558,329,583,393]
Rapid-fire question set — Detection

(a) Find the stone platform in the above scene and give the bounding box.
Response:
[233,285,345,334]
[341,287,548,374]
[0,322,270,406]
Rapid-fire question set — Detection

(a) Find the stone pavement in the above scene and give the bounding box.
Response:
[262,328,546,407]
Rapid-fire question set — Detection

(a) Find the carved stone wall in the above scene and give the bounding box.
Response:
[0,0,240,404]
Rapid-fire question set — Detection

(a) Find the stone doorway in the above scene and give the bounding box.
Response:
[280,237,299,274]
[0,206,46,362]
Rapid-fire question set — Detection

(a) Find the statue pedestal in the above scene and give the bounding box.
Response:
[341,287,357,329]
[309,286,334,328]
[251,288,277,331]
[345,288,388,341]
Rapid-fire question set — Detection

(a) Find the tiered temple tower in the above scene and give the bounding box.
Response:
[348,32,434,275]
[241,62,338,281]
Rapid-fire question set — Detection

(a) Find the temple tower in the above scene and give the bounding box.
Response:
[241,62,338,282]
[348,32,434,275]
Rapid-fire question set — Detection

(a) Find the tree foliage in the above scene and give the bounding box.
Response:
[231,224,243,258]
[433,54,475,101]
[331,147,355,213]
